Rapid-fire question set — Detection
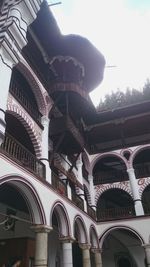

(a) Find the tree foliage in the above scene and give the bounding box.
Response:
[97,79,150,112]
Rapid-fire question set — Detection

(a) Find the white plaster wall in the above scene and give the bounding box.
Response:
[102,232,145,267]
[97,217,150,246]
[0,154,97,242]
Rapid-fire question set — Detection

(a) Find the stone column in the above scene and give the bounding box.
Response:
[88,175,96,210]
[127,168,144,216]
[31,225,52,267]
[73,155,86,211]
[61,155,72,199]
[60,238,73,267]
[41,116,51,183]
[76,155,83,184]
[93,249,102,267]
[80,244,91,267]
[143,244,150,266]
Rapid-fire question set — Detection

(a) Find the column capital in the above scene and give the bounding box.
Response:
[59,236,75,243]
[127,168,135,173]
[91,248,102,254]
[79,243,91,250]
[31,224,52,233]
[88,175,93,181]
[41,115,50,126]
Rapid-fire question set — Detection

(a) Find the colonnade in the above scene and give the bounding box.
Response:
[32,225,102,267]
[32,225,150,267]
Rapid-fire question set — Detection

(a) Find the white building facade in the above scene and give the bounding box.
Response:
[0,1,150,267]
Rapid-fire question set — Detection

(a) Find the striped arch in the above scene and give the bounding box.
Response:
[73,215,88,244]
[17,60,52,116]
[6,105,42,157]
[130,144,150,167]
[89,152,128,175]
[95,184,133,205]
[99,225,144,249]
[50,201,71,237]
[139,179,150,197]
[0,174,46,224]
[84,184,92,205]
[90,224,99,249]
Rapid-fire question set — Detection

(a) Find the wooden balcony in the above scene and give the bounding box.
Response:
[97,206,135,221]
[72,191,84,211]
[135,164,150,179]
[54,161,83,189]
[1,133,45,179]
[50,115,85,154]
[87,204,96,220]
[94,170,128,185]
[10,78,42,126]
[51,172,67,197]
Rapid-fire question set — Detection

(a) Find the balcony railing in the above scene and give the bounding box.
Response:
[1,133,45,178]
[72,191,84,211]
[94,170,128,185]
[10,78,42,126]
[51,172,67,197]
[97,206,135,221]
[135,164,150,179]
[87,204,96,220]
[54,161,83,190]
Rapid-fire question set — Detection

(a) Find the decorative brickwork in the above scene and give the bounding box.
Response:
[95,181,132,205]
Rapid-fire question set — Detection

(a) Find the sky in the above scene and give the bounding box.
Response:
[48,0,150,106]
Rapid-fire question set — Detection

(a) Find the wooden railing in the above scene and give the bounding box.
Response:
[87,204,96,220]
[97,206,135,221]
[94,170,128,185]
[1,133,45,178]
[72,191,84,211]
[51,172,67,197]
[135,164,150,179]
[54,161,83,189]
[10,78,42,126]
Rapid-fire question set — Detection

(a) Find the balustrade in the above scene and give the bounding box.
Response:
[51,172,67,197]
[94,170,128,185]
[135,164,150,179]
[1,133,45,178]
[97,206,135,221]
[87,204,96,220]
[10,78,42,125]
[72,190,84,211]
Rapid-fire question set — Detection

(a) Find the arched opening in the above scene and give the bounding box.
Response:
[49,203,70,266]
[73,217,87,267]
[1,113,45,178]
[93,156,128,185]
[101,228,145,267]
[0,180,44,267]
[142,185,150,215]
[9,68,42,125]
[5,113,35,154]
[97,189,135,221]
[133,148,150,179]
[90,226,99,267]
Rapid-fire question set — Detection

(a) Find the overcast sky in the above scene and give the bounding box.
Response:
[48,0,150,106]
